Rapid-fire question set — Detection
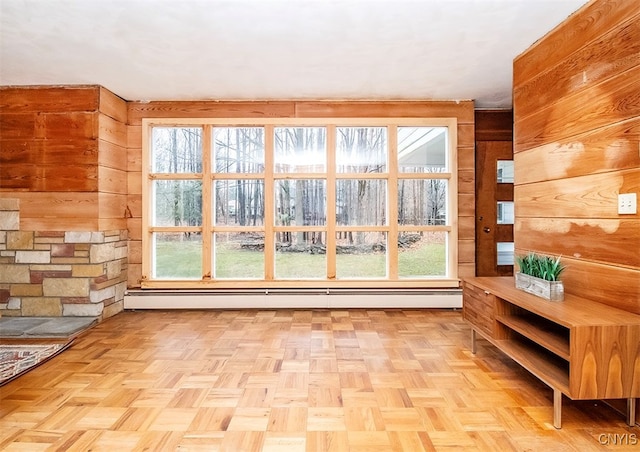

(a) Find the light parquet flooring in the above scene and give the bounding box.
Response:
[0,309,636,451]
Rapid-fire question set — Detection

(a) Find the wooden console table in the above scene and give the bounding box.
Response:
[463,276,640,429]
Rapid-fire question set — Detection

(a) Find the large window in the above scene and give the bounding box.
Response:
[142,119,458,288]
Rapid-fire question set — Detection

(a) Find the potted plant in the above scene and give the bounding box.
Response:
[515,252,565,301]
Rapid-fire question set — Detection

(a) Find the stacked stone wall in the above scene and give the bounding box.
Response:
[0,199,126,318]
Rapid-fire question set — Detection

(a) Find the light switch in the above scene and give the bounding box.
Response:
[618,193,637,214]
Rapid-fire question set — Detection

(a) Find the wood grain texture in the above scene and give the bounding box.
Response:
[0,164,98,192]
[515,218,640,268]
[128,101,297,125]
[99,113,127,147]
[0,85,100,113]
[551,258,640,315]
[293,101,474,123]
[38,111,99,140]
[514,117,640,183]
[572,325,640,399]
[98,192,127,220]
[514,65,640,152]
[99,86,127,123]
[0,113,37,138]
[99,140,128,172]
[475,110,513,142]
[514,169,639,219]
[98,166,127,195]
[514,14,640,121]
[513,0,640,87]
[0,309,634,451]
[1,191,99,227]
[0,85,130,231]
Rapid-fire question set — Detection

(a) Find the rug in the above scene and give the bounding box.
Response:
[0,317,97,338]
[0,341,72,386]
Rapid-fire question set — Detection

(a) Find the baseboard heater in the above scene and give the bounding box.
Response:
[124,288,462,310]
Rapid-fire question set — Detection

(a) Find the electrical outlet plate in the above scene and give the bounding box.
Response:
[618,193,637,214]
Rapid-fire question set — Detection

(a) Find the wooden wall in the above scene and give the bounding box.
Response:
[513,0,640,314]
[0,86,128,231]
[475,110,512,142]
[126,101,475,288]
[474,110,513,276]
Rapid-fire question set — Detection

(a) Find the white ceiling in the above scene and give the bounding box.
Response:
[0,0,589,108]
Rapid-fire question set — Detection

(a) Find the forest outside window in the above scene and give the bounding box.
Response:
[142,118,458,288]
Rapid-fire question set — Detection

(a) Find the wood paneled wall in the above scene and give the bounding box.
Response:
[0,86,127,231]
[513,0,640,314]
[125,101,475,288]
[475,110,512,142]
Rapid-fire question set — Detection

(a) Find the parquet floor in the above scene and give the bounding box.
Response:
[0,309,636,451]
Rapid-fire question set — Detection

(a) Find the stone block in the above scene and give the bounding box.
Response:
[10,284,43,297]
[7,298,21,309]
[43,277,89,297]
[0,211,20,230]
[31,264,72,271]
[22,297,62,316]
[0,289,9,302]
[115,245,128,260]
[115,281,127,301]
[63,302,103,317]
[65,232,92,243]
[72,264,105,277]
[90,243,115,263]
[51,244,75,257]
[51,257,89,264]
[0,231,6,245]
[90,285,115,303]
[103,300,123,319]
[106,260,121,279]
[15,251,50,264]
[0,265,30,283]
[30,270,73,284]
[6,231,34,250]
[91,232,105,243]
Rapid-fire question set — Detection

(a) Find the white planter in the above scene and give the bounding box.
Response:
[515,272,564,301]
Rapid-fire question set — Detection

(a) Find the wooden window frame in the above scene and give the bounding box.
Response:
[142,117,458,289]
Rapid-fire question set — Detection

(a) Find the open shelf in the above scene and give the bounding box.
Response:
[496,313,570,360]
[495,334,570,395]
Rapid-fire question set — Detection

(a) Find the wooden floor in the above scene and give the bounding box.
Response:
[0,309,636,451]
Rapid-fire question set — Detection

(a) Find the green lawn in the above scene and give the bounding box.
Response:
[155,240,445,279]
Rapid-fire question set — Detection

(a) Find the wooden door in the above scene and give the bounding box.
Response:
[475,141,514,276]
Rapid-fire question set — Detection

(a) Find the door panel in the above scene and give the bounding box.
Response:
[476,141,514,276]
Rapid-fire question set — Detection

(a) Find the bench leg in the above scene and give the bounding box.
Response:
[627,398,636,426]
[471,329,477,354]
[553,390,562,429]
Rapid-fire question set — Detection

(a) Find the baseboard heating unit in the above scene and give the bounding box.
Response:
[124,289,462,310]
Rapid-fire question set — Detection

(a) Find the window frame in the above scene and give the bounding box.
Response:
[141,117,458,289]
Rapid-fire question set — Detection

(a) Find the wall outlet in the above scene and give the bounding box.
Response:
[618,193,637,214]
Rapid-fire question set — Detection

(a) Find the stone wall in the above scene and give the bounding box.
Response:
[0,199,126,318]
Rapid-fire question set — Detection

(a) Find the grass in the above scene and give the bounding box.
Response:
[155,239,446,279]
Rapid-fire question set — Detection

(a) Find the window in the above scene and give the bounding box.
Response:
[142,118,458,288]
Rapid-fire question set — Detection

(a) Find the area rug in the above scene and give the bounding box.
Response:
[0,341,73,386]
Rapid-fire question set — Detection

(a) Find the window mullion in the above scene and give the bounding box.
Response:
[326,125,336,280]
[264,125,275,280]
[142,120,152,282]
[388,125,399,279]
[202,125,212,280]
